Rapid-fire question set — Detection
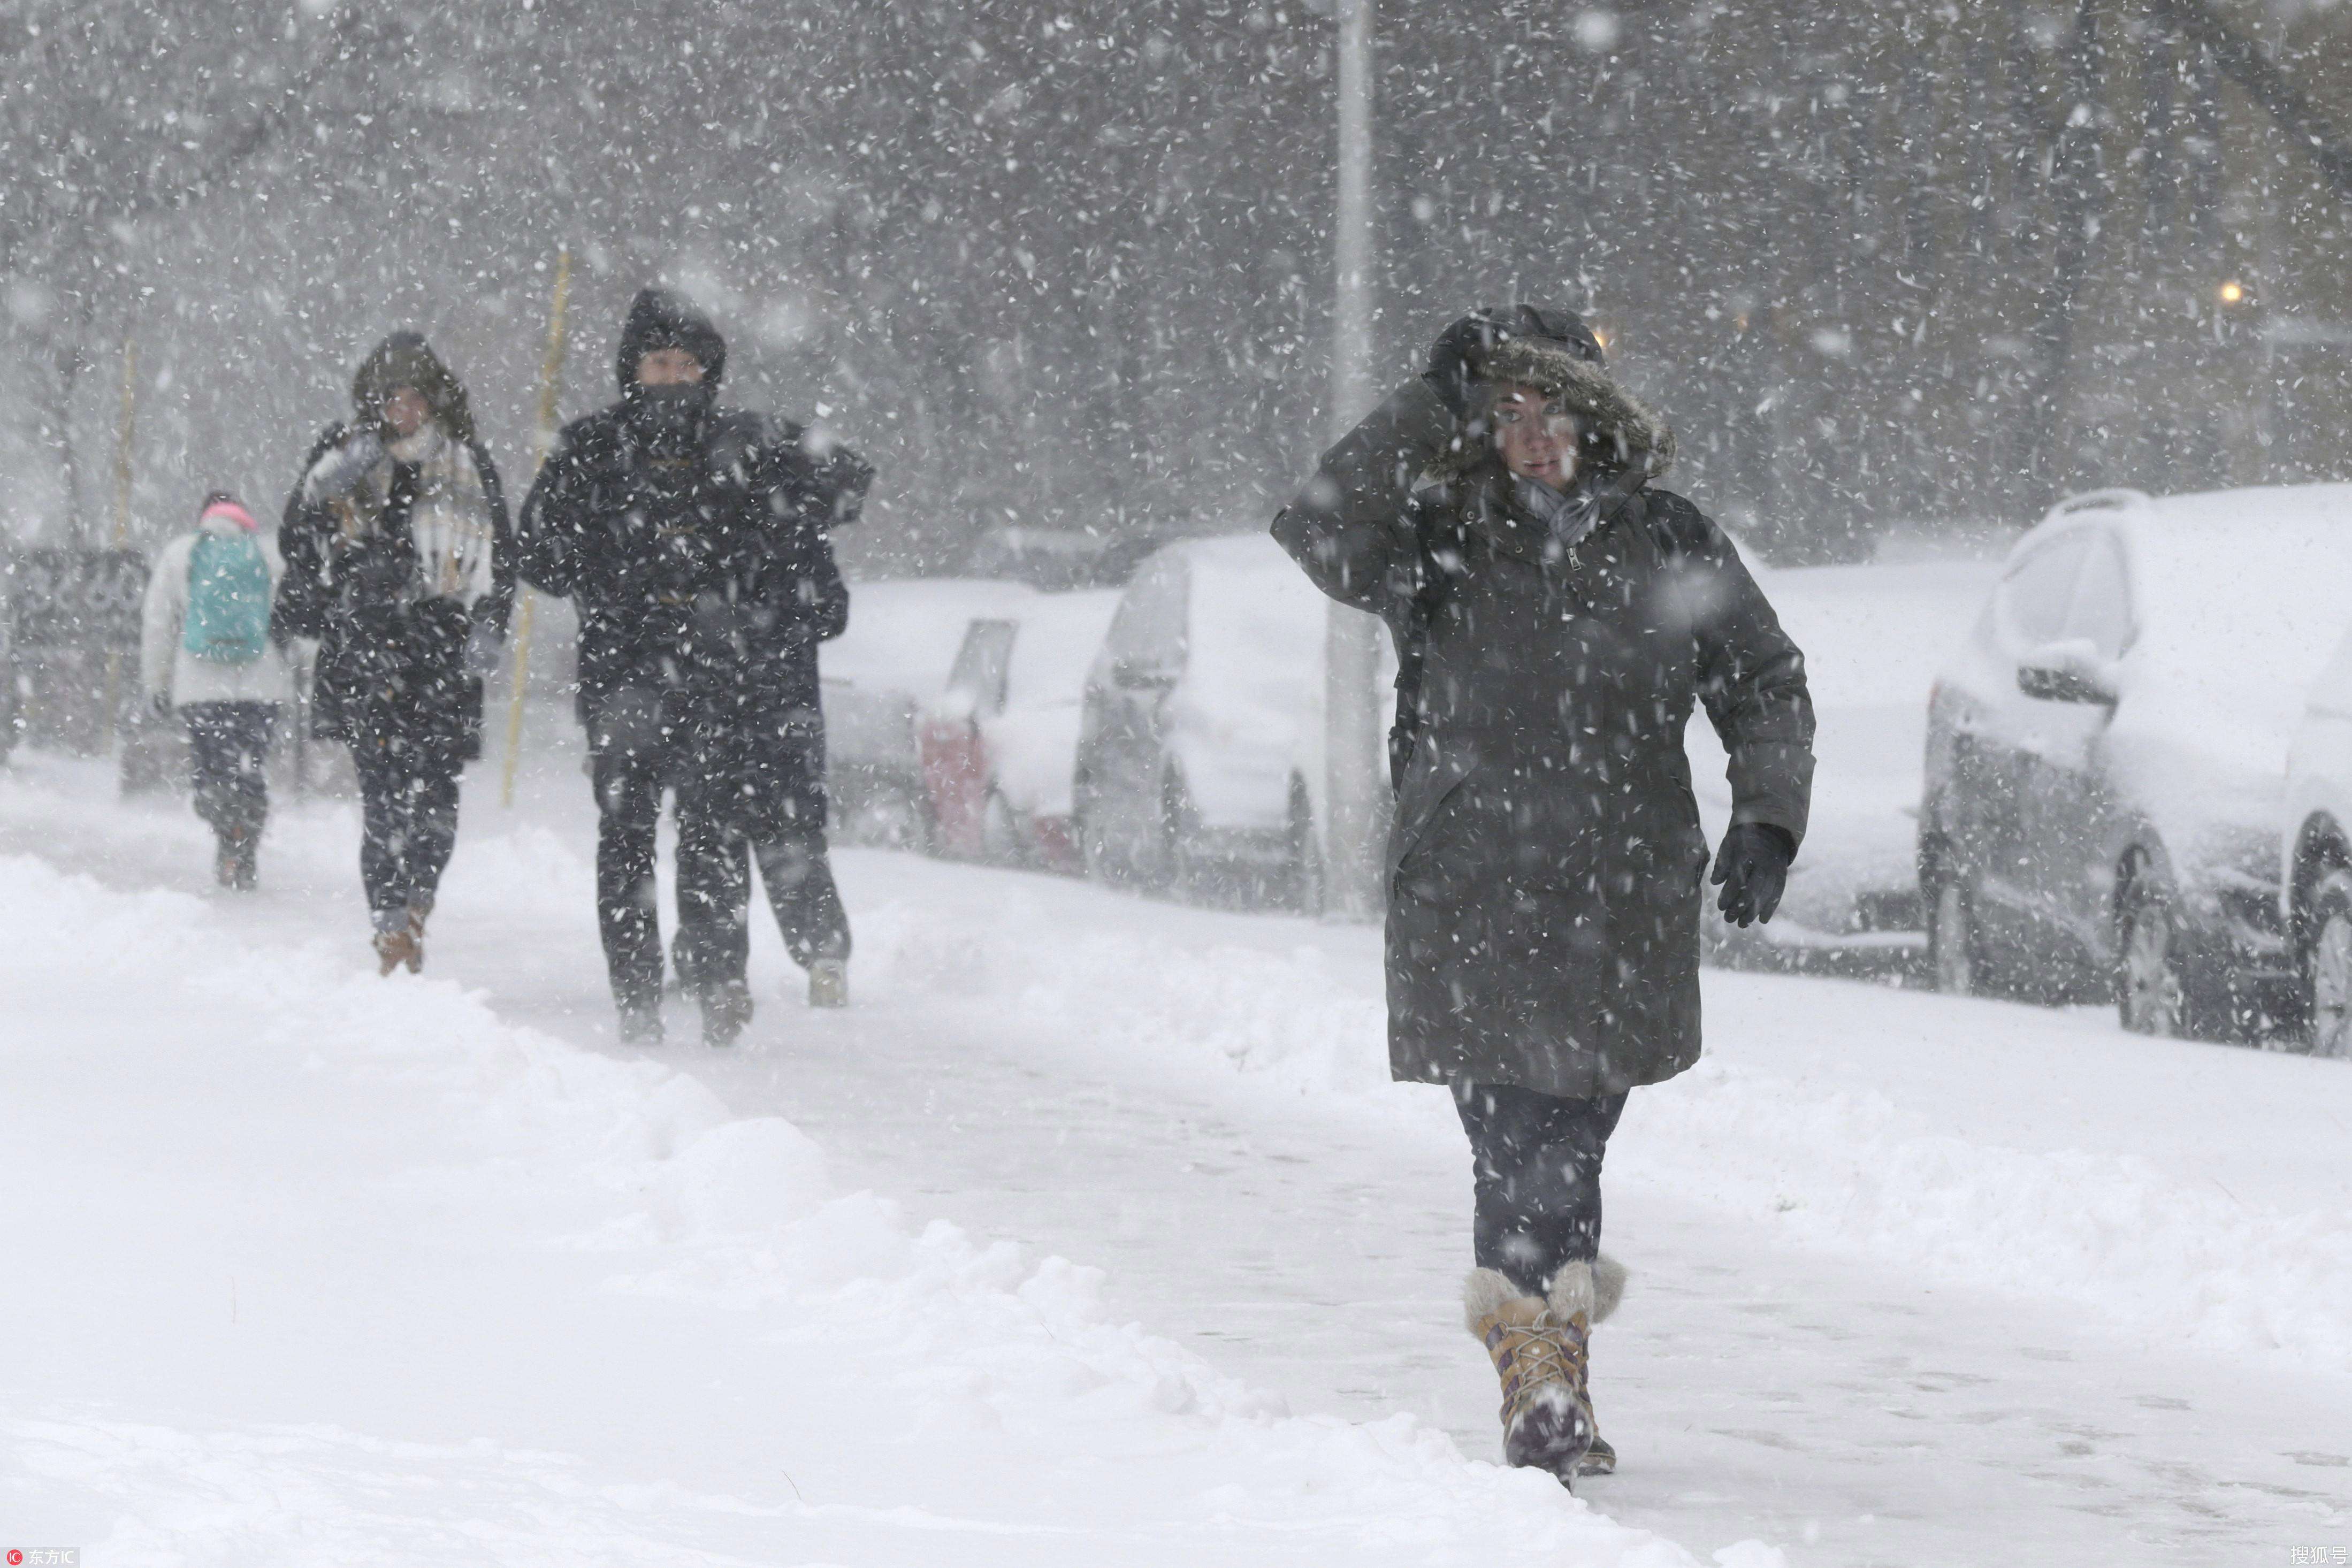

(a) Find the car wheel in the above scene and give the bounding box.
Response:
[2302,868,2352,1059]
[2117,872,2193,1037]
[1927,867,1980,996]
[1160,768,1203,899]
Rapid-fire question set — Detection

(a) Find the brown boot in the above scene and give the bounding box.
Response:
[1465,1264,1595,1486]
[214,827,253,891]
[701,979,754,1047]
[372,922,417,977]
[402,902,429,974]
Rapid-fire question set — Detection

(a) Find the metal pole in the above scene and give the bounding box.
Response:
[101,335,138,753]
[499,246,573,808]
[1323,0,1384,920]
[111,337,136,547]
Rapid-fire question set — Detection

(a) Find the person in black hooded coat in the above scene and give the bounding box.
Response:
[1272,306,1814,1488]
[516,287,863,1047]
[274,332,516,976]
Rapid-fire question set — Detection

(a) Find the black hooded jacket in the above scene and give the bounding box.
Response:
[517,288,868,727]
[274,332,516,757]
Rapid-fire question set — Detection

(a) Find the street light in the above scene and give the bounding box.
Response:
[1323,0,1385,922]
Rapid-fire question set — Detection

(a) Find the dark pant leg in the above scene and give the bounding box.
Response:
[1454,1081,1629,1296]
[753,830,851,967]
[187,703,277,840]
[675,786,752,994]
[589,691,670,1014]
[400,744,462,913]
[351,738,410,923]
[184,705,234,836]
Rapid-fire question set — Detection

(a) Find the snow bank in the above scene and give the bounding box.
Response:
[0,852,1725,1566]
[849,871,2352,1376]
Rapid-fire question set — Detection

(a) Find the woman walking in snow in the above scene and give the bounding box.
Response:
[138,492,289,890]
[1271,306,1814,1487]
[274,333,515,975]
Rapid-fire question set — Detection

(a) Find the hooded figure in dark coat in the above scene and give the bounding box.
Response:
[517,287,866,1047]
[1272,305,1813,1488]
[275,332,516,976]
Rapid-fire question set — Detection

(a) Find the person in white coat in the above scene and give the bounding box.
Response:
[139,492,290,889]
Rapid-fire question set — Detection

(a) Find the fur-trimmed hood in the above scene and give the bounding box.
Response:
[352,332,475,445]
[1438,338,1675,485]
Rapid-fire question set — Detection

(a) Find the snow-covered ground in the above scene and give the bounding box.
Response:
[3,553,2348,1567]
[4,725,2350,1565]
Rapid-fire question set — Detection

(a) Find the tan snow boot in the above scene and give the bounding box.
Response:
[1465,1265,1594,1487]
[372,922,416,977]
[1578,1253,1627,1477]
[401,903,429,974]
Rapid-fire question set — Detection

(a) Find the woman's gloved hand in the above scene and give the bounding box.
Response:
[1424,306,1608,419]
[1711,823,1794,928]
[1423,310,1518,419]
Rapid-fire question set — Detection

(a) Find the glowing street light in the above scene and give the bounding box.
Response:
[2218,280,2247,305]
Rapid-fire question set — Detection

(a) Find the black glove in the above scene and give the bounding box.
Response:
[1423,305,1608,418]
[1711,823,1794,928]
[150,692,173,718]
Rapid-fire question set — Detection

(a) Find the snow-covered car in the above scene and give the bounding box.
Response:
[1072,533,1362,909]
[1919,484,2352,1039]
[820,579,1038,848]
[917,590,1122,870]
[2282,624,2352,1058]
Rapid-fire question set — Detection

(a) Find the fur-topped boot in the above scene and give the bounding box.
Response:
[1579,1253,1628,1476]
[1465,1254,1629,1486]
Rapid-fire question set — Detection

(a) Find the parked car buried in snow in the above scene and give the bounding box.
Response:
[917,589,1121,870]
[2282,622,2352,1058]
[1072,533,1372,911]
[820,578,1040,850]
[1919,485,2352,1039]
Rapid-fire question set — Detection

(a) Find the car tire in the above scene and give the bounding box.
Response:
[2117,865,2225,1039]
[1160,767,1204,900]
[1926,864,1982,997]
[2301,867,2352,1060]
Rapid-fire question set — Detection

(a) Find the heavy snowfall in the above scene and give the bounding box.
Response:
[6,2,2352,1565]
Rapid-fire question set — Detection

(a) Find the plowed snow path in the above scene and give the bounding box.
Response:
[6,747,2349,1566]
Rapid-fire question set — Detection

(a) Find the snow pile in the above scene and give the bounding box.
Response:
[0,852,1730,1566]
[849,870,2352,1375]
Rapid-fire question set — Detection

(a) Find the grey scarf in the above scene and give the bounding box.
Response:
[1514,475,1601,557]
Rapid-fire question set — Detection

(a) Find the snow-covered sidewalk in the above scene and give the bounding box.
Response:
[0,839,1752,1566]
[5,746,2351,1565]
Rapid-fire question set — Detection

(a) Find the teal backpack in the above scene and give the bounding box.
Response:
[182,532,272,664]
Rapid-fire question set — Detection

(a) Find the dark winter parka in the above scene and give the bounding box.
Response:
[274,333,517,760]
[1272,340,1814,1099]
[516,288,862,837]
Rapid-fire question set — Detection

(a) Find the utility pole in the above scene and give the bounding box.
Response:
[499,246,574,808]
[1323,0,1385,920]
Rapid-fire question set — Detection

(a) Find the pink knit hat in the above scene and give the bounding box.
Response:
[199,491,258,532]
